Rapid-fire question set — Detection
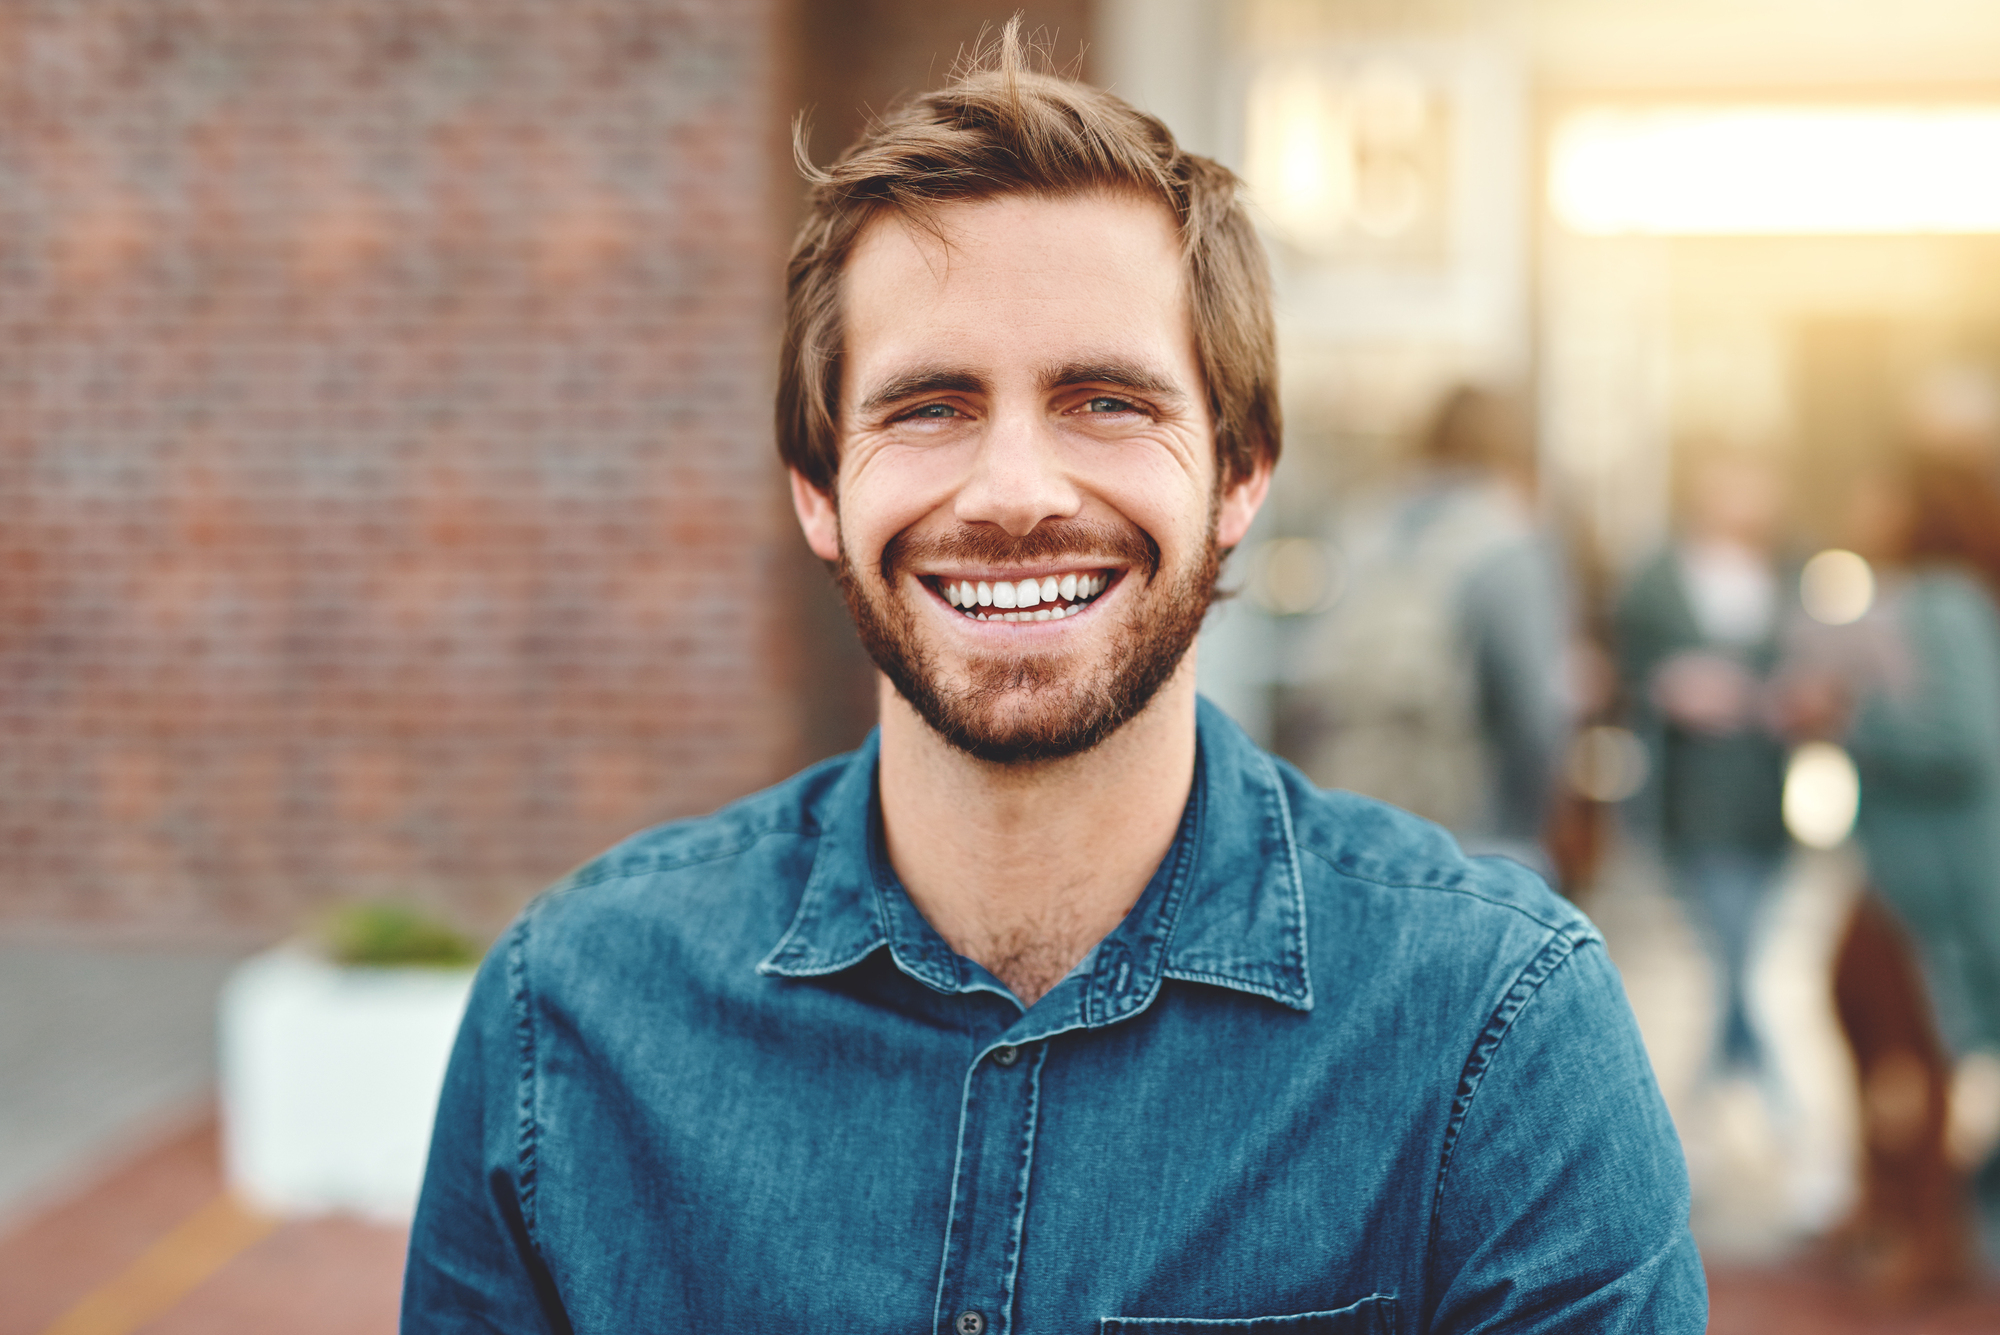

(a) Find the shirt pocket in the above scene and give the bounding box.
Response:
[1098,1294,1398,1334]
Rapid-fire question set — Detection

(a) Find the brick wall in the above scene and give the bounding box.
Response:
[0,1,801,932]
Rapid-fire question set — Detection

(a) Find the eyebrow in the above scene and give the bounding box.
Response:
[853,358,1192,420]
[1042,360,1188,408]
[855,368,990,419]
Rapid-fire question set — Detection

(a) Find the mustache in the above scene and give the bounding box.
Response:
[881,519,1161,585]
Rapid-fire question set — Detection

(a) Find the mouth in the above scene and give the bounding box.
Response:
[922,568,1118,623]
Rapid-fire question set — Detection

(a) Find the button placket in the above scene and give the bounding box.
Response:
[932,1042,1045,1335]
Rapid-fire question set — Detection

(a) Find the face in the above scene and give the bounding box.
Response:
[791,191,1268,763]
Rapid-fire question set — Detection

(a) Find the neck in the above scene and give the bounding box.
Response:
[875,660,1200,1009]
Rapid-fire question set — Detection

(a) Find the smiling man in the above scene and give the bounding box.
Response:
[403,29,1705,1335]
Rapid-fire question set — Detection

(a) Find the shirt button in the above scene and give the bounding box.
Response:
[991,1044,1019,1067]
[955,1312,987,1335]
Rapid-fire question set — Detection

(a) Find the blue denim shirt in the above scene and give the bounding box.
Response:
[405,701,1703,1334]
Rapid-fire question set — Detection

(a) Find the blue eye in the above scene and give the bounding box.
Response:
[906,403,958,419]
[1085,396,1137,414]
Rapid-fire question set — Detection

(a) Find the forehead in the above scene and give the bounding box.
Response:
[840,191,1191,379]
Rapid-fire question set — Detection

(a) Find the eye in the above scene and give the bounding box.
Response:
[1082,395,1140,414]
[902,402,961,420]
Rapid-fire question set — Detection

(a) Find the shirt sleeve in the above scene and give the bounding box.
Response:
[402,919,574,1334]
[1424,936,1707,1334]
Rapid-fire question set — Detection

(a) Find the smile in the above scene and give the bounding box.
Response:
[924,570,1114,622]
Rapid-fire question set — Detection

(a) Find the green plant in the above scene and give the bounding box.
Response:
[319,900,479,968]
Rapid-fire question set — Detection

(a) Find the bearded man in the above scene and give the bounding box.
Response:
[404,28,1704,1335]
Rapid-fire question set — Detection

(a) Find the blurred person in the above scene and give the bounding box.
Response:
[1289,385,1572,874]
[1615,442,1793,1083]
[1781,453,2000,1295]
[403,26,1703,1334]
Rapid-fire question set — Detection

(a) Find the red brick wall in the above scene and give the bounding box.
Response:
[0,1,801,932]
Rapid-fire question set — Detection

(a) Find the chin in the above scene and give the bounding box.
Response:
[918,665,1133,764]
[846,577,1210,768]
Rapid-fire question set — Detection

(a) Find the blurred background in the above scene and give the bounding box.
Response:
[9,1,2000,1331]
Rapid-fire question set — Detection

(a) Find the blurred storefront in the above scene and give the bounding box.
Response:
[1135,0,2000,741]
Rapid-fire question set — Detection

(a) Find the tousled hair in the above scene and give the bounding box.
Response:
[777,18,1280,496]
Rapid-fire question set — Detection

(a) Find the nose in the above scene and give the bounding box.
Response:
[952,411,1081,538]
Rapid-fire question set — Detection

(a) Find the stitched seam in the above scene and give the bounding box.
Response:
[507,916,541,1243]
[555,750,855,894]
[1133,772,1205,1015]
[755,833,841,972]
[758,940,883,977]
[1098,1298,1396,1329]
[1424,930,1582,1290]
[1298,845,1585,937]
[933,1059,981,1335]
[1257,749,1314,1005]
[1157,966,1308,1007]
[555,824,809,894]
[1088,763,1205,1025]
[997,1045,1048,1335]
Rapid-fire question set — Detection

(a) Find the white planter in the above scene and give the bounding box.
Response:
[219,947,474,1220]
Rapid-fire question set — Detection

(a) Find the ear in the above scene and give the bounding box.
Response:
[1215,457,1273,550]
[789,469,843,562]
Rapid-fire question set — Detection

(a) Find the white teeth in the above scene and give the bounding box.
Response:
[944,570,1112,619]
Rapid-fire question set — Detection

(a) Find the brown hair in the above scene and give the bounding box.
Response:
[777,19,1280,496]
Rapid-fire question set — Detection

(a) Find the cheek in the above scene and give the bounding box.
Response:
[837,444,970,568]
[1073,444,1211,544]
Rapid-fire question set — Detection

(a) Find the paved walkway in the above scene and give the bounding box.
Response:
[0,942,242,1232]
[0,1113,403,1335]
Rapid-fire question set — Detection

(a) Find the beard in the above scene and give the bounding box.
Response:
[834,515,1221,765]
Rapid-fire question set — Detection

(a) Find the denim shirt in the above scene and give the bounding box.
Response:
[404,701,1703,1334]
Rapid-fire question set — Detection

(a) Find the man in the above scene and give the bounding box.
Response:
[1289,385,1570,875]
[404,29,1703,1333]
[1616,440,1793,1083]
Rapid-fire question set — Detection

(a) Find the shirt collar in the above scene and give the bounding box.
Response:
[756,698,1313,1017]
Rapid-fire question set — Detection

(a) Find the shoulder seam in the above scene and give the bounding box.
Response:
[1297,843,1586,938]
[1423,929,1588,1290]
[506,917,541,1242]
[554,822,811,894]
